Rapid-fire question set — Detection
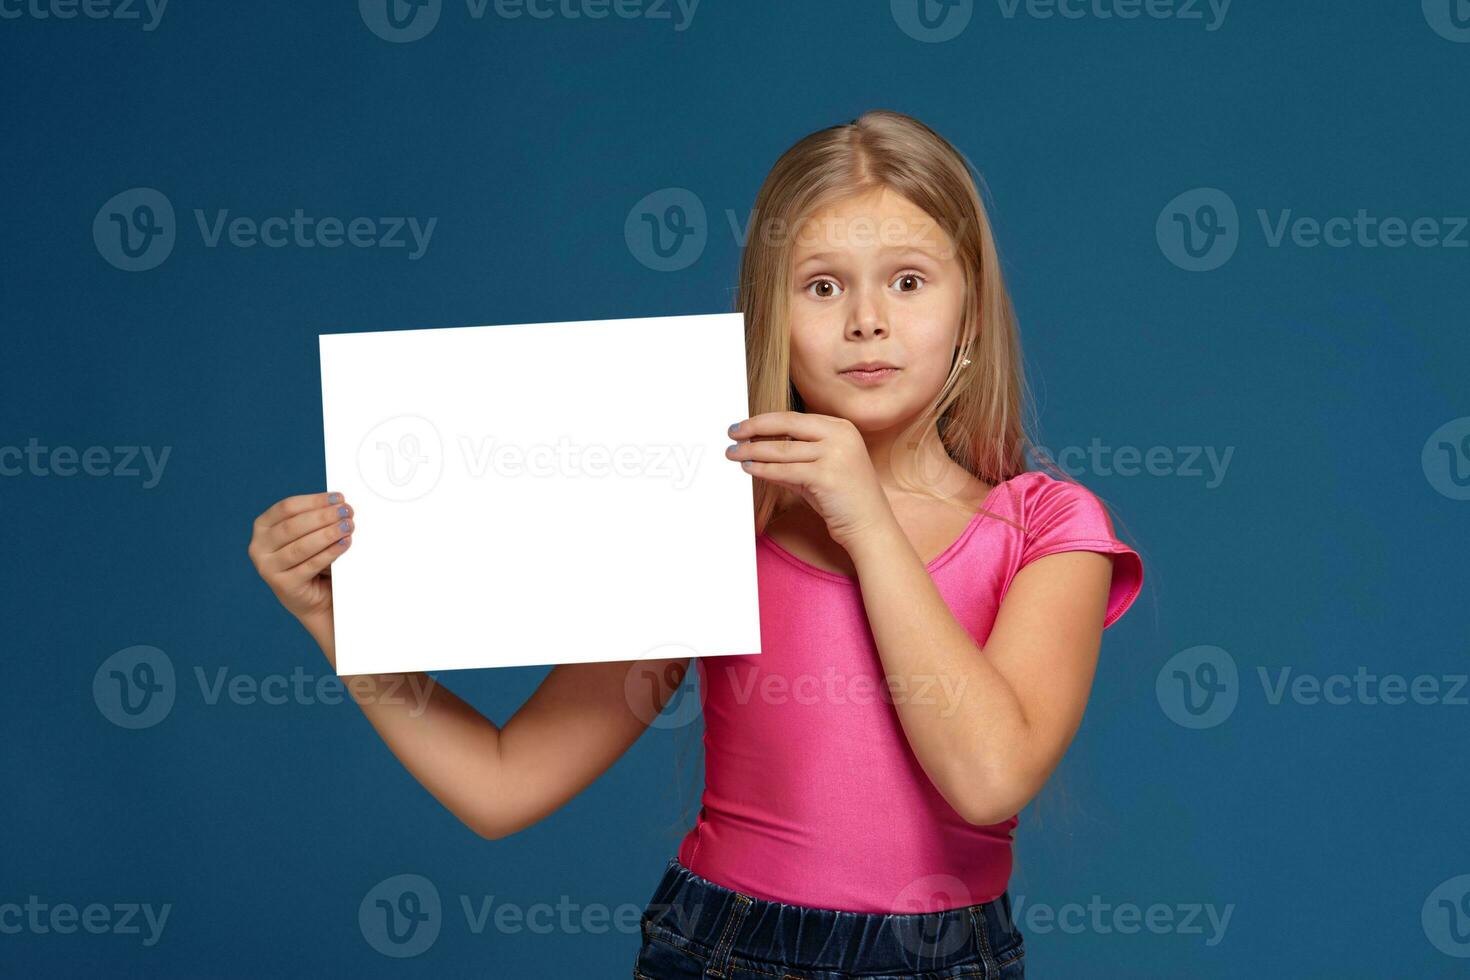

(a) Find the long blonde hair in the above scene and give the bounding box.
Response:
[735,108,1069,530]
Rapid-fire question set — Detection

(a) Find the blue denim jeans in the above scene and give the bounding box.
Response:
[633,857,1026,979]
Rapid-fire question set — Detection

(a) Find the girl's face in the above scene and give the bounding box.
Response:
[787,185,967,432]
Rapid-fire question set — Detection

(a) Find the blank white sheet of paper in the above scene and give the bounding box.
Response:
[318,312,761,675]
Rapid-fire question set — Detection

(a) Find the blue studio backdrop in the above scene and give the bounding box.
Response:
[2,2,1467,976]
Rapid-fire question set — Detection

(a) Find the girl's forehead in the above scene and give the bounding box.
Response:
[787,187,954,259]
[803,185,931,224]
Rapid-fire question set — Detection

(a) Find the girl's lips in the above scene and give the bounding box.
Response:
[840,367,900,386]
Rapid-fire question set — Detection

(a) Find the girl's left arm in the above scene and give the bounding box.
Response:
[845,516,1114,826]
[728,411,1114,827]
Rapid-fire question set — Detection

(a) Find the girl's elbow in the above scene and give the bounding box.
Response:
[958,775,1034,827]
[470,803,520,841]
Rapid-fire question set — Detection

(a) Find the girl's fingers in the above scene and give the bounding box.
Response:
[737,459,813,486]
[260,515,355,574]
[278,533,351,587]
[255,491,340,535]
[725,438,821,464]
[264,500,353,554]
[729,411,834,443]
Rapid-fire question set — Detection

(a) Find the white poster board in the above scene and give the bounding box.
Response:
[318,312,761,675]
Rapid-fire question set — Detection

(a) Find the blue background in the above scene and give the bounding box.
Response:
[2,1,1468,976]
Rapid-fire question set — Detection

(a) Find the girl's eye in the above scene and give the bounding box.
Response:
[806,279,842,299]
[892,273,925,292]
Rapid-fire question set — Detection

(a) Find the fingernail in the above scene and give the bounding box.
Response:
[727,443,740,452]
[338,505,349,517]
[728,422,740,434]
[741,460,753,469]
[339,520,351,531]
[327,492,341,504]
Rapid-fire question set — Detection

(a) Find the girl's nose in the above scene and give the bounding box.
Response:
[847,303,888,339]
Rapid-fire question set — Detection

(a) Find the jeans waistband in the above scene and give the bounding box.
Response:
[642,857,1022,975]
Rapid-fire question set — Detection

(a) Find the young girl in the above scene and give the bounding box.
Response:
[248,110,1143,979]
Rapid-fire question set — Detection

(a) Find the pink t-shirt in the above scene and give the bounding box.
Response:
[676,469,1144,913]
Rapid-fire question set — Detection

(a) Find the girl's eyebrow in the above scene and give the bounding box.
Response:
[794,244,944,268]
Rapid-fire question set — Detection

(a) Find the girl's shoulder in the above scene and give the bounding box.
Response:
[986,469,1144,629]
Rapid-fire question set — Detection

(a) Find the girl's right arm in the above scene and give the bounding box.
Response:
[247,491,691,840]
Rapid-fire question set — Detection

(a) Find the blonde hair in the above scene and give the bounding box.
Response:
[735,108,1072,530]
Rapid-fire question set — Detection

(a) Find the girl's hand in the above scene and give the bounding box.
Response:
[247,491,354,630]
[726,412,893,550]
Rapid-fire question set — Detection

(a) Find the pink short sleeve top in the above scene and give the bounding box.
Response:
[676,469,1144,913]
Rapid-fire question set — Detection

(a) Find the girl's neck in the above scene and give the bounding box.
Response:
[861,421,973,504]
